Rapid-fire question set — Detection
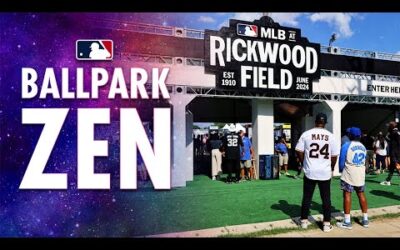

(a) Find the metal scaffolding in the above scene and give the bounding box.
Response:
[92,18,400,62]
[116,52,400,83]
[168,85,400,106]
[91,19,400,105]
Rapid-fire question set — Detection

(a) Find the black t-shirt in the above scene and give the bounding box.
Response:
[209,139,222,150]
[389,128,400,162]
[361,135,374,150]
[222,132,243,160]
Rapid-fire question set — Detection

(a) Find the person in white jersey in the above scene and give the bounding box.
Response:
[295,113,340,232]
[336,127,369,230]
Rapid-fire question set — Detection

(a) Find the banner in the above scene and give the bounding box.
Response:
[313,77,400,98]
[204,16,320,93]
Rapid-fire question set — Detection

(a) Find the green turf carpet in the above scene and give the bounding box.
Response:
[89,171,400,236]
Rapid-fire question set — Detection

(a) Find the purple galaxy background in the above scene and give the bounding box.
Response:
[0,13,178,237]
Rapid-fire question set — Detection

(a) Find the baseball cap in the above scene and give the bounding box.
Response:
[388,121,398,129]
[315,113,328,124]
[349,127,362,138]
[228,124,236,132]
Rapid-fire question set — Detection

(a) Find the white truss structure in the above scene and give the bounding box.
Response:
[116,52,400,82]
[93,19,400,105]
[93,18,400,62]
[166,85,400,106]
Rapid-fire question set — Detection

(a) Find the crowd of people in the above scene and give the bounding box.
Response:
[199,115,400,232]
[202,125,296,183]
[206,124,256,184]
[343,129,390,176]
[295,114,400,232]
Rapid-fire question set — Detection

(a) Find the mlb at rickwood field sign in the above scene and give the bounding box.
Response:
[204,16,321,94]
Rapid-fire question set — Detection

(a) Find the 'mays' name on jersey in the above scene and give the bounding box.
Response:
[295,128,340,180]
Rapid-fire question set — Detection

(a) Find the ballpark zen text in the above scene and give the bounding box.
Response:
[19,67,171,190]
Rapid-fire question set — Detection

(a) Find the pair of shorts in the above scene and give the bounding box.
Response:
[279,153,288,166]
[240,160,252,169]
[340,180,365,193]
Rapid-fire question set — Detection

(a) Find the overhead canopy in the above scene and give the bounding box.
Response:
[187,97,251,123]
[235,123,246,133]
[193,129,208,137]
[222,124,230,130]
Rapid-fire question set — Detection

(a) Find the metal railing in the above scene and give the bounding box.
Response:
[320,70,400,82]
[170,85,400,106]
[92,18,400,62]
[320,46,400,62]
[90,18,205,39]
[115,52,400,83]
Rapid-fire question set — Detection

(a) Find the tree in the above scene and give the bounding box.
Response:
[212,123,226,129]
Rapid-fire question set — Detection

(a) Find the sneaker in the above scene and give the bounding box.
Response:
[380,181,391,186]
[323,224,333,232]
[300,220,308,229]
[336,221,353,230]
[285,172,290,176]
[362,220,369,228]
[212,176,216,181]
[294,175,302,179]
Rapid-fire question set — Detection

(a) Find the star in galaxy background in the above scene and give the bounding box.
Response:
[0,13,179,237]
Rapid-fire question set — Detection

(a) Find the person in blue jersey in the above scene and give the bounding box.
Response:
[275,137,289,176]
[239,130,254,181]
[337,127,369,230]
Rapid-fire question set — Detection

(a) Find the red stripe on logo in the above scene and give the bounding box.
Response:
[102,40,113,58]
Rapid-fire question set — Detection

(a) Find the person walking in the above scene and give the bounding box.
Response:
[295,113,340,232]
[380,121,400,186]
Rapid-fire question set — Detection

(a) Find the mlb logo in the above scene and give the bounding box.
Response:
[237,24,258,38]
[76,40,113,60]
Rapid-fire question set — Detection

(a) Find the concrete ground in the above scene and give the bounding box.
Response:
[150,205,400,237]
[272,216,400,237]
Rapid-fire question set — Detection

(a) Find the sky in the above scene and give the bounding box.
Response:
[103,12,400,55]
[106,12,400,128]
[93,12,400,128]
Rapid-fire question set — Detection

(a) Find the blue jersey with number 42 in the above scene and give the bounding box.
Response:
[339,141,367,172]
[339,141,367,186]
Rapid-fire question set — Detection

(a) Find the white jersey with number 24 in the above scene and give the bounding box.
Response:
[295,127,340,181]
